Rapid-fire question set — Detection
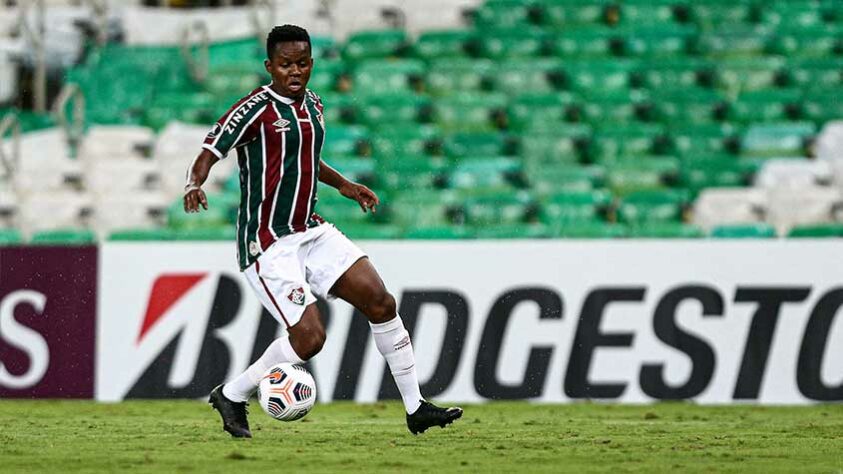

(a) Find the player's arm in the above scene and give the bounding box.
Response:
[183,149,219,213]
[319,159,379,213]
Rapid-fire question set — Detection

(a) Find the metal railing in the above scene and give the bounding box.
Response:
[51,84,85,159]
[180,20,210,84]
[0,114,21,181]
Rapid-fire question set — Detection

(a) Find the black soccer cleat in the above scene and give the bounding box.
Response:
[406,400,463,435]
[208,384,252,439]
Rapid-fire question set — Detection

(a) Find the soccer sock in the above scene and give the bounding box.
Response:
[222,335,304,402]
[370,315,423,415]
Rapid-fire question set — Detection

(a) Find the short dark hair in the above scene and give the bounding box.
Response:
[266,25,311,59]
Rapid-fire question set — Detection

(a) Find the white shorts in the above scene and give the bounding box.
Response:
[243,224,366,328]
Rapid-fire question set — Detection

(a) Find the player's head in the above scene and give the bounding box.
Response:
[265,24,313,99]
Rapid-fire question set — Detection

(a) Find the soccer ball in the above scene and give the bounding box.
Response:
[256,363,317,422]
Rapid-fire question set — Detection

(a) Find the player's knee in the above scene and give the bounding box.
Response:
[296,329,325,360]
[367,291,397,324]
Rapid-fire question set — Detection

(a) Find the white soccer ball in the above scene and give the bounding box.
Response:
[256,363,317,422]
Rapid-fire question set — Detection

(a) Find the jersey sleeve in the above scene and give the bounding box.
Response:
[202,95,265,159]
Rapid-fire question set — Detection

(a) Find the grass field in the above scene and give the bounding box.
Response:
[1,400,841,473]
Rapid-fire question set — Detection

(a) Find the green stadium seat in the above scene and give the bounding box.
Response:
[376,155,447,190]
[308,59,346,92]
[537,0,608,27]
[563,60,635,93]
[539,189,612,225]
[589,123,665,162]
[356,93,430,126]
[801,90,843,124]
[473,0,534,28]
[690,3,757,27]
[0,228,22,244]
[555,222,628,239]
[618,1,677,25]
[606,158,679,195]
[335,223,404,240]
[326,157,376,184]
[108,228,175,241]
[433,92,508,132]
[528,166,604,195]
[519,125,592,166]
[669,123,738,157]
[575,90,647,125]
[388,190,459,228]
[652,88,726,125]
[448,156,522,190]
[617,25,696,57]
[167,193,235,230]
[413,30,475,60]
[715,57,784,92]
[426,59,495,95]
[474,223,551,239]
[461,190,533,225]
[548,27,615,58]
[343,29,408,60]
[788,223,843,238]
[171,226,235,241]
[30,229,96,245]
[444,132,512,158]
[318,93,358,124]
[710,223,777,239]
[507,92,576,131]
[489,59,562,94]
[740,122,816,157]
[471,29,547,59]
[636,57,710,90]
[785,58,843,89]
[767,26,841,58]
[629,222,705,238]
[322,126,369,156]
[404,225,474,239]
[208,38,262,68]
[370,125,439,157]
[679,156,750,193]
[316,184,385,225]
[761,2,825,29]
[616,190,687,225]
[351,59,426,94]
[145,92,216,130]
[697,26,770,58]
[728,89,801,124]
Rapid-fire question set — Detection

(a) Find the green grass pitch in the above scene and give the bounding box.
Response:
[1,400,841,472]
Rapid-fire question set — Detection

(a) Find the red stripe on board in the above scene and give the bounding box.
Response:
[256,261,291,328]
[258,105,285,250]
[291,99,315,233]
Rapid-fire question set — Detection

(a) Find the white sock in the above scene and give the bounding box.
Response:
[222,335,304,402]
[370,315,423,414]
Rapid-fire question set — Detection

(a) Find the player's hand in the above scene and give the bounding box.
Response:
[339,181,379,213]
[183,184,208,213]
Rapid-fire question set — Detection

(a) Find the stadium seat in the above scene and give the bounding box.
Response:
[679,157,750,193]
[474,223,551,239]
[528,165,604,195]
[30,228,96,245]
[710,223,777,239]
[336,223,404,240]
[689,2,757,27]
[0,228,22,244]
[356,93,430,126]
[606,158,679,195]
[616,190,687,225]
[652,88,726,125]
[555,222,629,239]
[167,192,235,230]
[433,92,508,132]
[617,25,695,57]
[575,90,648,125]
[426,59,495,95]
[404,225,474,239]
[19,192,94,235]
[740,122,816,157]
[108,228,175,241]
[94,192,169,235]
[669,122,737,157]
[636,57,710,90]
[170,225,235,241]
[351,60,426,94]
[316,93,358,125]
[548,27,615,58]
[343,29,409,60]
[761,1,824,28]
[815,121,843,161]
[755,159,833,189]
[697,26,770,58]
[376,155,447,190]
[628,222,705,238]
[473,0,534,28]
[788,223,843,238]
[370,125,439,157]
[714,57,784,92]
[388,189,459,228]
[413,30,475,60]
[537,0,608,27]
[322,126,369,156]
[507,92,575,131]
[327,157,377,185]
[448,156,522,190]
[308,59,346,93]
[539,189,612,226]
[443,132,512,158]
[801,91,843,125]
[462,190,533,225]
[784,58,843,89]
[563,60,635,93]
[692,187,768,231]
[519,125,591,166]
[728,89,802,124]
[589,123,665,162]
[489,59,562,95]
[766,186,842,235]
[470,28,547,59]
[767,25,840,58]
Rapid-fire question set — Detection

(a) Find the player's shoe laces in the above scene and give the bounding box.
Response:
[406,400,463,435]
[209,384,252,438]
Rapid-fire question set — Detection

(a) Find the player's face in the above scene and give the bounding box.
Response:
[265,41,313,99]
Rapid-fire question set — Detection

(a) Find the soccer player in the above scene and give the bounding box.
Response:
[183,24,463,438]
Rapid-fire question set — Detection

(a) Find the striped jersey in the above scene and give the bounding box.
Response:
[202,85,326,270]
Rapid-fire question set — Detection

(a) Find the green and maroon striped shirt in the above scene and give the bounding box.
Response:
[203,85,326,270]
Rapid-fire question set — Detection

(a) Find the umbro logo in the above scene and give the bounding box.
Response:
[273,118,291,133]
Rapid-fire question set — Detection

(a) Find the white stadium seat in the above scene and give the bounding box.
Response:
[153,122,233,194]
[692,187,768,231]
[79,125,155,161]
[13,128,82,194]
[18,191,94,234]
[814,121,843,161]
[754,158,833,189]
[93,190,168,235]
[766,186,843,235]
